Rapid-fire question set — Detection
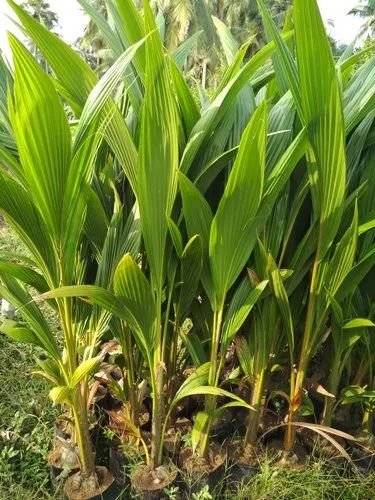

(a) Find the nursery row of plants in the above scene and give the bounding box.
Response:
[0,0,374,498]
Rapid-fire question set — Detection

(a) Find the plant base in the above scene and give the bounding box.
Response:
[64,466,114,500]
[132,463,178,499]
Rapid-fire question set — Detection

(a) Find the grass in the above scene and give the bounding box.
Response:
[229,459,375,499]
[0,336,60,499]
[0,224,61,499]
[0,224,374,499]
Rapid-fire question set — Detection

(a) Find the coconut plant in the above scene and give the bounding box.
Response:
[0,0,375,497]
[255,0,375,455]
[0,32,112,496]
[0,3,148,497]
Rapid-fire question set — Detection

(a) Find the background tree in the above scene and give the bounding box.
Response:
[349,0,375,36]
[75,0,112,70]
[20,0,59,69]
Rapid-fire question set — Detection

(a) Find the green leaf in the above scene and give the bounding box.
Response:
[300,394,315,417]
[73,36,146,157]
[9,34,71,243]
[192,411,209,453]
[235,335,253,377]
[170,59,200,140]
[294,0,346,258]
[171,363,210,407]
[115,0,146,80]
[95,203,141,289]
[138,1,179,294]
[70,357,101,387]
[0,276,60,360]
[179,330,207,368]
[105,374,127,404]
[168,218,183,259]
[42,285,130,324]
[358,215,375,236]
[113,254,156,355]
[343,319,375,329]
[172,31,202,70]
[195,147,239,194]
[7,0,97,113]
[2,327,41,348]
[49,386,72,406]
[210,101,267,307]
[221,277,268,353]
[0,173,57,281]
[340,385,365,399]
[34,358,64,386]
[175,235,203,318]
[180,38,280,175]
[178,172,215,307]
[0,261,48,293]
[172,385,251,412]
[212,16,239,64]
[336,247,375,302]
[77,0,124,56]
[257,0,301,111]
[268,256,294,357]
[320,204,358,315]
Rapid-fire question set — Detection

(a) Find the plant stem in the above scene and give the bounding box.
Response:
[244,370,265,446]
[151,293,165,469]
[362,376,375,434]
[125,328,139,425]
[72,385,95,479]
[60,298,96,477]
[322,347,341,426]
[284,258,319,452]
[151,358,164,468]
[168,313,179,386]
[200,307,223,457]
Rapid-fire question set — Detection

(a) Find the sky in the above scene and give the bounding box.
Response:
[0,0,366,62]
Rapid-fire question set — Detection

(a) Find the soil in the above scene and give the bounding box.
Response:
[266,438,308,471]
[179,442,225,475]
[226,438,262,467]
[132,463,177,492]
[65,466,114,500]
[163,418,193,455]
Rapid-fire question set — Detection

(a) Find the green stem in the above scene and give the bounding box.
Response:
[362,376,375,434]
[200,307,224,457]
[321,350,340,427]
[125,328,139,424]
[284,257,319,452]
[60,298,95,477]
[72,384,95,479]
[151,292,165,469]
[244,370,265,447]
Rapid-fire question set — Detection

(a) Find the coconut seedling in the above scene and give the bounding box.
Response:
[0,1,150,495]
[178,100,308,462]
[257,0,375,456]
[0,32,112,496]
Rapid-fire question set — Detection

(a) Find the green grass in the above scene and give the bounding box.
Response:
[229,459,375,500]
[0,336,60,499]
[0,224,60,499]
[0,223,29,258]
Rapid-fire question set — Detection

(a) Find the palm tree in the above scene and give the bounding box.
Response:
[76,0,113,70]
[349,0,375,36]
[150,0,194,49]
